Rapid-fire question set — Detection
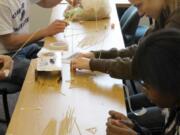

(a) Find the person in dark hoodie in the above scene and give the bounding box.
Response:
[71,0,180,133]
[106,29,180,135]
[71,0,180,80]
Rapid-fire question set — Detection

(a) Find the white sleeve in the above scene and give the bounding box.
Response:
[0,4,14,35]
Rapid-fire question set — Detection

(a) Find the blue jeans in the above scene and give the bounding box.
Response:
[2,43,42,86]
[15,43,41,59]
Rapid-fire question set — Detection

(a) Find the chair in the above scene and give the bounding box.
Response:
[120,6,150,46]
[120,5,140,47]
[0,82,20,125]
[120,5,152,94]
[135,17,152,43]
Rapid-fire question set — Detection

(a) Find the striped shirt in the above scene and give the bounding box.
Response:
[163,107,180,135]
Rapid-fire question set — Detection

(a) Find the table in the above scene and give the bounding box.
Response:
[6,1,127,135]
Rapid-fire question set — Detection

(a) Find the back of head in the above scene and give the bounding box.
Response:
[132,28,180,96]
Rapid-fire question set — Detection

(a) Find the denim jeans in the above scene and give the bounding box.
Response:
[2,43,42,87]
[14,43,41,59]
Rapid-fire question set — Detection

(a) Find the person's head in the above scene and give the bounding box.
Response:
[128,0,177,19]
[132,29,180,108]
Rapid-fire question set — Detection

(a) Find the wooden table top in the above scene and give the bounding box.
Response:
[6,1,127,135]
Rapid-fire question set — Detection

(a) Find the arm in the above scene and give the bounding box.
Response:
[0,20,68,51]
[0,31,45,51]
[107,111,152,135]
[71,56,134,80]
[37,0,78,8]
[165,9,180,29]
[92,44,138,59]
[37,0,62,8]
[0,4,68,51]
[90,57,134,80]
[71,53,136,80]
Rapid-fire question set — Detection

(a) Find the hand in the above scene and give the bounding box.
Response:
[43,20,68,37]
[66,0,80,6]
[0,55,13,80]
[71,57,90,70]
[109,110,135,129]
[106,119,138,135]
[73,52,95,59]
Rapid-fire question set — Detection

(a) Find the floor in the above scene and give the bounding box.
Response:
[0,93,19,135]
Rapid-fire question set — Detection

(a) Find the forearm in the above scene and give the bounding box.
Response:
[0,29,47,51]
[92,44,138,59]
[37,0,63,8]
[89,57,135,80]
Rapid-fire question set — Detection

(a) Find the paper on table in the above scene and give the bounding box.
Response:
[36,52,62,72]
[47,40,69,51]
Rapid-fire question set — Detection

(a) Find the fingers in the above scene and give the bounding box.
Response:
[46,19,69,36]
[0,55,13,70]
[106,120,137,135]
[70,57,90,70]
[54,19,69,26]
[71,57,80,70]
[3,57,13,70]
[71,59,77,70]
[107,118,122,127]
[0,60,3,69]
[71,58,81,69]
[51,24,67,32]
[0,55,5,64]
[108,110,135,129]
[0,58,4,63]
[106,121,128,134]
[120,119,134,129]
[0,55,12,79]
[106,131,117,135]
[66,0,79,6]
[71,52,95,59]
[109,110,127,120]
[0,71,5,80]
[107,118,128,128]
[71,0,79,6]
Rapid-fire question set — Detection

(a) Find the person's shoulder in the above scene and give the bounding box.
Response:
[171,8,180,16]
[169,8,180,20]
[165,8,180,28]
[0,0,10,8]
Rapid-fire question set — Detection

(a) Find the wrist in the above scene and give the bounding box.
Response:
[39,28,49,38]
[89,52,95,58]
